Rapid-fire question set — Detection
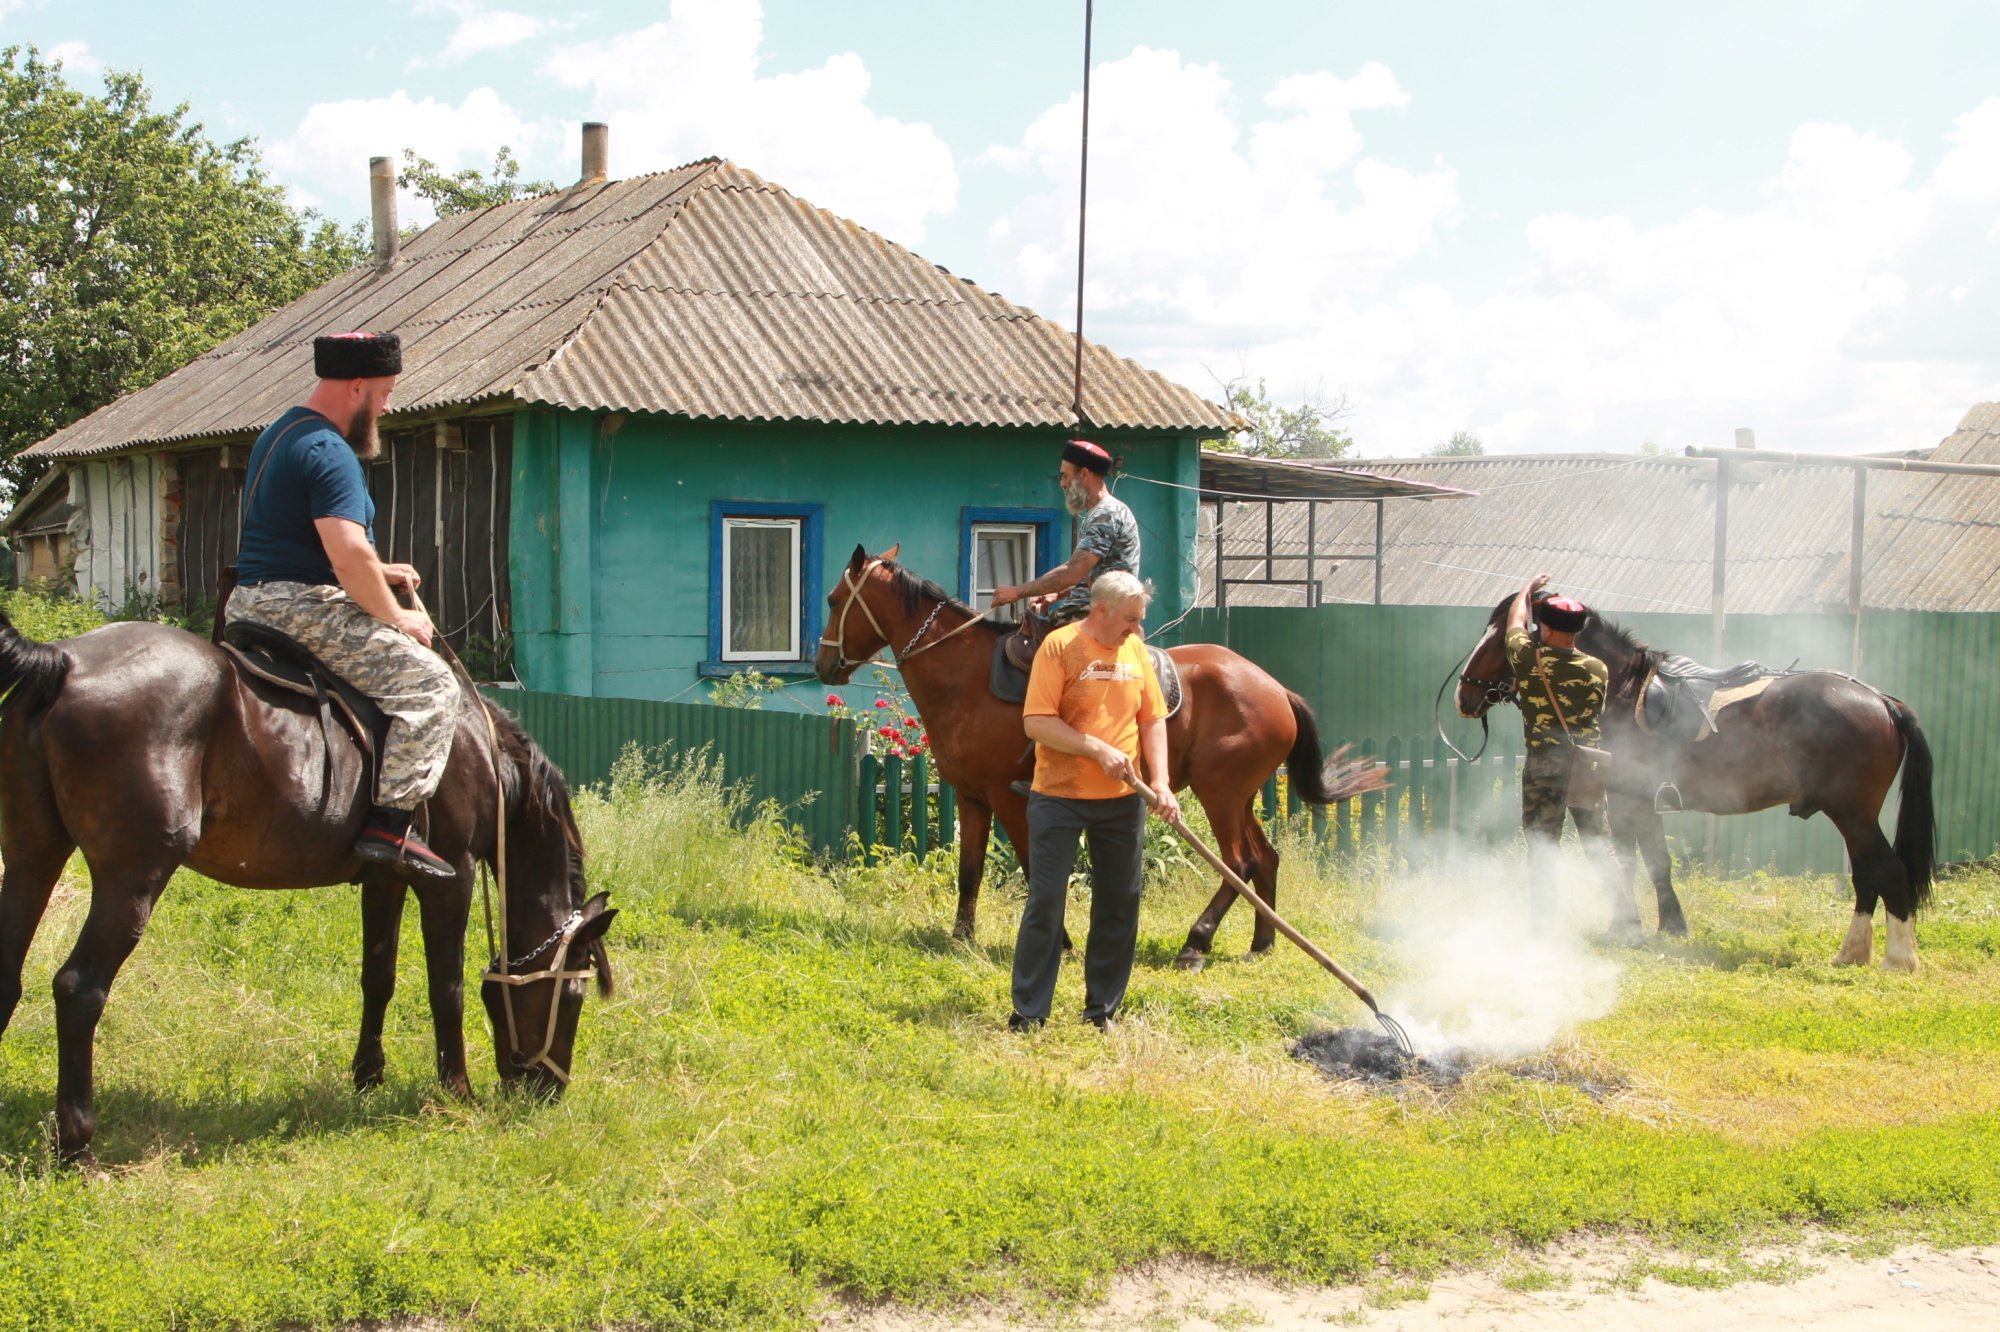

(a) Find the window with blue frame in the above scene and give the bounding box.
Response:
[961,507,1061,622]
[707,501,823,673]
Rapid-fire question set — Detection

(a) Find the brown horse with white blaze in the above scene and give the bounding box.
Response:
[1454,592,1934,970]
[814,546,1382,964]
[0,611,616,1165]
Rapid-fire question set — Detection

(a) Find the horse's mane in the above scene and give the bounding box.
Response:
[1580,615,1663,696]
[482,699,612,993]
[879,560,1008,636]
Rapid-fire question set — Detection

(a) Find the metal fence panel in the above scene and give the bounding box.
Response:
[479,688,860,852]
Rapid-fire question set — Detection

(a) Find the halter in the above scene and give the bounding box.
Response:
[818,559,996,672]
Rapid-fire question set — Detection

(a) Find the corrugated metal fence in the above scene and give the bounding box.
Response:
[478,688,861,854]
[1180,604,2000,870]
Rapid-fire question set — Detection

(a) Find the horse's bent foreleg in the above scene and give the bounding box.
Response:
[51,858,178,1164]
[0,777,76,1040]
[1621,799,1686,936]
[953,798,992,942]
[413,869,475,1098]
[353,877,408,1091]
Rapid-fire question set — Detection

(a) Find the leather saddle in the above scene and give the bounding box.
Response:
[990,632,1184,719]
[220,619,392,803]
[1638,653,1780,745]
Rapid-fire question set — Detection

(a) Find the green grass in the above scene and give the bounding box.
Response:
[0,746,1994,1329]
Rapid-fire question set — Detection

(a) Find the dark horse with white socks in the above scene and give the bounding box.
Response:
[1455,592,1935,970]
[0,612,616,1165]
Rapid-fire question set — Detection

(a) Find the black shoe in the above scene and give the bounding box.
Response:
[353,808,456,879]
[1009,780,1033,799]
[1084,1013,1114,1031]
[1007,1012,1045,1033]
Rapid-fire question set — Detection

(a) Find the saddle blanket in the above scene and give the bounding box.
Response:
[990,635,1184,719]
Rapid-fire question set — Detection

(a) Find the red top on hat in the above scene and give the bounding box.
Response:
[1544,597,1586,614]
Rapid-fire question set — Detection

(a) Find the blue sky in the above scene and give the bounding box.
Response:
[20,1,2000,456]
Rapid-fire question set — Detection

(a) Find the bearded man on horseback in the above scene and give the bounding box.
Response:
[992,438,1140,634]
[223,331,458,878]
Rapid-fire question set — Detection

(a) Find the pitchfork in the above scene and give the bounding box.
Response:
[1131,778,1417,1059]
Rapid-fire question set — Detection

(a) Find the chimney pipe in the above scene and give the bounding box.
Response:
[580,122,609,184]
[369,156,399,272]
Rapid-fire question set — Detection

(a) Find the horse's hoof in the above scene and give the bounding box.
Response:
[1829,950,1869,967]
[951,921,976,944]
[1657,920,1689,939]
[1879,955,1920,975]
[1247,942,1275,958]
[1173,949,1207,972]
[353,1060,386,1093]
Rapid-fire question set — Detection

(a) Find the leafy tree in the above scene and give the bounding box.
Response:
[1428,430,1484,457]
[396,145,554,220]
[1208,375,1355,460]
[0,47,367,492]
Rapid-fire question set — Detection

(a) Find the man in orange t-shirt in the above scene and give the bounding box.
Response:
[1009,571,1181,1031]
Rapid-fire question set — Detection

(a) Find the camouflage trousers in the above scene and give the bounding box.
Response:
[1521,745,1624,926]
[226,581,461,810]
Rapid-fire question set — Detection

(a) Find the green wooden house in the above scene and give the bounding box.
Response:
[11,140,1237,706]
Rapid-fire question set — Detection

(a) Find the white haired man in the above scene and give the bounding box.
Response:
[1009,570,1181,1032]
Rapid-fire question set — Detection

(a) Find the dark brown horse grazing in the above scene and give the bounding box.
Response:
[0,612,616,1164]
[1455,593,1934,970]
[814,546,1381,966]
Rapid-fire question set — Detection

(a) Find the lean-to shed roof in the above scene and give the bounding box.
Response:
[22,160,1236,462]
[1202,403,2000,614]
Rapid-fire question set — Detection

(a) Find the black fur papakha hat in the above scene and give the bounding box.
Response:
[1534,595,1589,632]
[313,331,402,379]
[1062,437,1113,474]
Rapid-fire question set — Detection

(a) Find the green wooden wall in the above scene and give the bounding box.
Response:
[1182,604,2000,870]
[508,410,1202,707]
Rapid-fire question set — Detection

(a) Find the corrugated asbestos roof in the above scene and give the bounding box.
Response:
[1200,403,2000,614]
[23,161,1236,461]
[1197,450,1477,502]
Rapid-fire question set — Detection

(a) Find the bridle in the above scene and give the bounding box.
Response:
[472,696,594,1085]
[818,559,996,674]
[1434,625,1520,763]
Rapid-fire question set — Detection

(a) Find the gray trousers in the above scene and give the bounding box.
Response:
[1011,792,1147,1023]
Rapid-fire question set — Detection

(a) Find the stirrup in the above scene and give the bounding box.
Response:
[1654,782,1684,813]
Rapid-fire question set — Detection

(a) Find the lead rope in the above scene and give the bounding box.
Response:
[419,593,585,1084]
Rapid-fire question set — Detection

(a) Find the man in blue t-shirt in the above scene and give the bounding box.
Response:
[225,331,460,878]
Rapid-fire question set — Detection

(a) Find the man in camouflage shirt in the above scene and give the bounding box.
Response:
[991,438,1140,626]
[1505,574,1630,936]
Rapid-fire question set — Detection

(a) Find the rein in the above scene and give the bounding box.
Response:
[819,560,996,672]
[422,598,593,1085]
[1435,633,1515,763]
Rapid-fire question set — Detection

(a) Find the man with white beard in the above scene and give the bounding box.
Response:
[992,438,1143,796]
[991,438,1140,629]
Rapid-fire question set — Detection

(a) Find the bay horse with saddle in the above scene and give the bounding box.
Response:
[1454,590,1934,969]
[815,545,1382,964]
[0,610,616,1164]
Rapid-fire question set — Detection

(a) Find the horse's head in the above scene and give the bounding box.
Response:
[1454,592,1524,720]
[815,543,903,685]
[478,721,617,1094]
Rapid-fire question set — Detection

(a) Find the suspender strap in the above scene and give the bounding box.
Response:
[240,413,334,523]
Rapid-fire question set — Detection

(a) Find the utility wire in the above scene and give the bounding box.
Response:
[1071,0,1093,428]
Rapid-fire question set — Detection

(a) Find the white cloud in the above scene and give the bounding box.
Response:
[985,55,2000,456]
[268,87,543,224]
[542,0,956,244]
[409,4,560,69]
[49,40,103,78]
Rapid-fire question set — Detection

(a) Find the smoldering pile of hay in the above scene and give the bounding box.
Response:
[1290,1027,1477,1088]
[1291,1028,1629,1101]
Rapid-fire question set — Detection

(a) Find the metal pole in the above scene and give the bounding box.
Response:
[1711,456,1729,661]
[1070,0,1094,427]
[1305,499,1318,607]
[1264,500,1275,581]
[1849,467,1867,675]
[1373,498,1385,605]
[1213,501,1226,611]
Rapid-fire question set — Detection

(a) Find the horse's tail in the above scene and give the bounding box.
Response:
[1887,695,1936,909]
[0,608,70,710]
[1283,690,1390,806]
